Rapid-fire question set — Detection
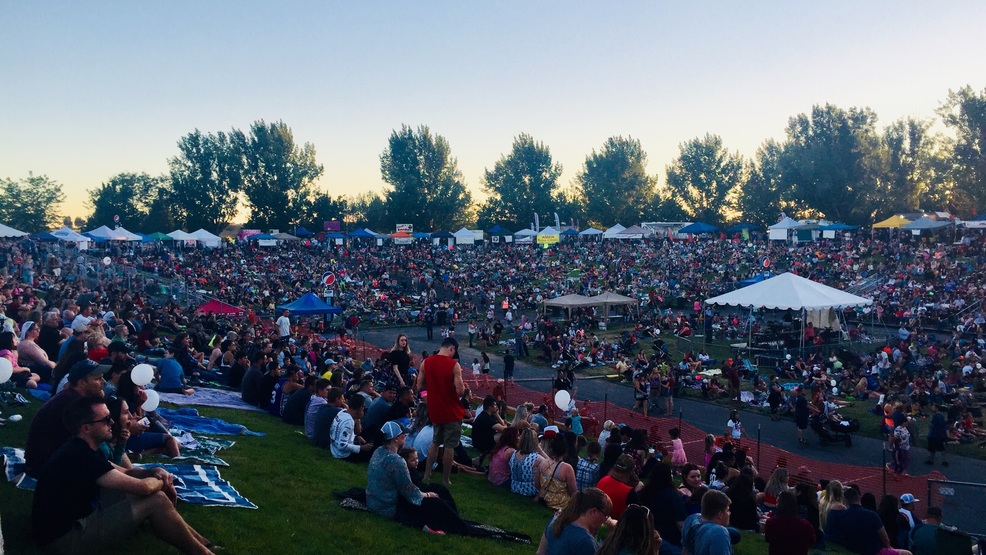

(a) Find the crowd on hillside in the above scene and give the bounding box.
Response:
[3,230,986,552]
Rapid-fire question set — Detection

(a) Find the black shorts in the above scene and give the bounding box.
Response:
[927,437,946,453]
[796,416,809,430]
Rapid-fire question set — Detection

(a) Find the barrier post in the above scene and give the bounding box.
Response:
[757,424,762,469]
[882,449,887,498]
[678,410,683,433]
[603,393,608,424]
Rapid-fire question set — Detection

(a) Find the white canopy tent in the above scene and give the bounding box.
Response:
[767,217,803,241]
[86,225,141,241]
[167,230,194,241]
[0,224,27,238]
[617,225,652,239]
[453,227,477,245]
[51,227,91,250]
[603,224,626,239]
[705,272,873,353]
[189,229,222,248]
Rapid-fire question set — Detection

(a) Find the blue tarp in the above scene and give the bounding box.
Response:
[293,226,314,237]
[347,228,377,238]
[679,222,718,234]
[820,223,859,231]
[560,228,580,236]
[325,232,346,239]
[412,232,431,239]
[738,271,775,287]
[276,292,343,315]
[249,233,275,240]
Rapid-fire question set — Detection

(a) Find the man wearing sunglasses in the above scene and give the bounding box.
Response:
[31,396,217,554]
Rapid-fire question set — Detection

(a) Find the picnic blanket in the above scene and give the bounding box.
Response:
[135,463,257,509]
[158,407,265,436]
[1,448,256,509]
[158,387,266,412]
[156,434,236,467]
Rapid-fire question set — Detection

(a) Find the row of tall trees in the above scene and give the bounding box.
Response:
[23,84,986,233]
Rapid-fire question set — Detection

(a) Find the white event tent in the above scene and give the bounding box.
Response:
[0,224,27,238]
[705,272,872,352]
[189,229,222,248]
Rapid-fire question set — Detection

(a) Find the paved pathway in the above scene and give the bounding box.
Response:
[356,324,986,532]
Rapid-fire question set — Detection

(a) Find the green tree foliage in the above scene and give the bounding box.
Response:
[882,117,940,214]
[346,191,388,230]
[937,85,986,217]
[310,195,349,230]
[0,173,65,232]
[141,193,177,233]
[380,125,472,230]
[664,134,745,225]
[85,172,166,231]
[242,120,324,230]
[577,136,654,227]
[778,104,885,224]
[478,133,561,229]
[737,140,786,227]
[168,129,246,233]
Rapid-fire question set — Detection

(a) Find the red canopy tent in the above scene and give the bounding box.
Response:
[196,299,246,317]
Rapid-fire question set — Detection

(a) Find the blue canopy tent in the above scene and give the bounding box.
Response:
[276,293,343,315]
[486,224,513,235]
[347,228,377,238]
[325,232,346,239]
[412,232,431,239]
[34,231,59,241]
[249,233,276,240]
[678,222,719,234]
[293,226,314,237]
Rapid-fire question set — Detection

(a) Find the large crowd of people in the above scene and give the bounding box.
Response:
[3,229,986,553]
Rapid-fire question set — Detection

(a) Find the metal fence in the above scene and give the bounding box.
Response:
[926,478,986,538]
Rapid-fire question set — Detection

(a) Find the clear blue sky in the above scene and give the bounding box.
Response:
[2,1,984,222]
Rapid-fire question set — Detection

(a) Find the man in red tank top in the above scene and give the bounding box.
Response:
[415,337,465,487]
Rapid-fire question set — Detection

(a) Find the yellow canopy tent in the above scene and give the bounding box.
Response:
[872,214,911,229]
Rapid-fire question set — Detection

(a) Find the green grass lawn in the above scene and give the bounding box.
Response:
[0,394,859,554]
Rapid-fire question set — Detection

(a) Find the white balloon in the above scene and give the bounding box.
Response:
[142,389,160,412]
[102,256,112,266]
[554,389,571,411]
[0,357,12,383]
[131,364,155,386]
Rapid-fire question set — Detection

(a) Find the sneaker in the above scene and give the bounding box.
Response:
[422,526,445,535]
[13,393,29,406]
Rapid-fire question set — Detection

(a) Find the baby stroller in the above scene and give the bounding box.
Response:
[809,415,860,447]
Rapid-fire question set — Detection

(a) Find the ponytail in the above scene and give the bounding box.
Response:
[551,487,612,538]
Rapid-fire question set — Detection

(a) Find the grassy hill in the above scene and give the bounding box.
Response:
[1,396,846,554]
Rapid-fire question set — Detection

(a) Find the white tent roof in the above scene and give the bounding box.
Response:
[189,229,221,240]
[168,230,194,240]
[86,225,140,241]
[543,293,594,308]
[705,272,872,310]
[618,225,652,238]
[537,226,559,236]
[768,217,802,230]
[603,224,626,238]
[579,228,604,236]
[51,227,89,242]
[0,223,27,238]
[514,228,538,237]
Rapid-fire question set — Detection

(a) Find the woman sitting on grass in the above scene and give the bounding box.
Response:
[535,488,615,555]
[366,421,468,535]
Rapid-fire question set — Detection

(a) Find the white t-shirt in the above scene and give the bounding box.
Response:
[276,315,291,337]
[727,419,742,439]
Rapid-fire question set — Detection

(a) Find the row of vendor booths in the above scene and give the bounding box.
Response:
[30,227,225,250]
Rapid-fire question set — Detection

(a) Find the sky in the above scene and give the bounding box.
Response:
[2,1,985,223]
